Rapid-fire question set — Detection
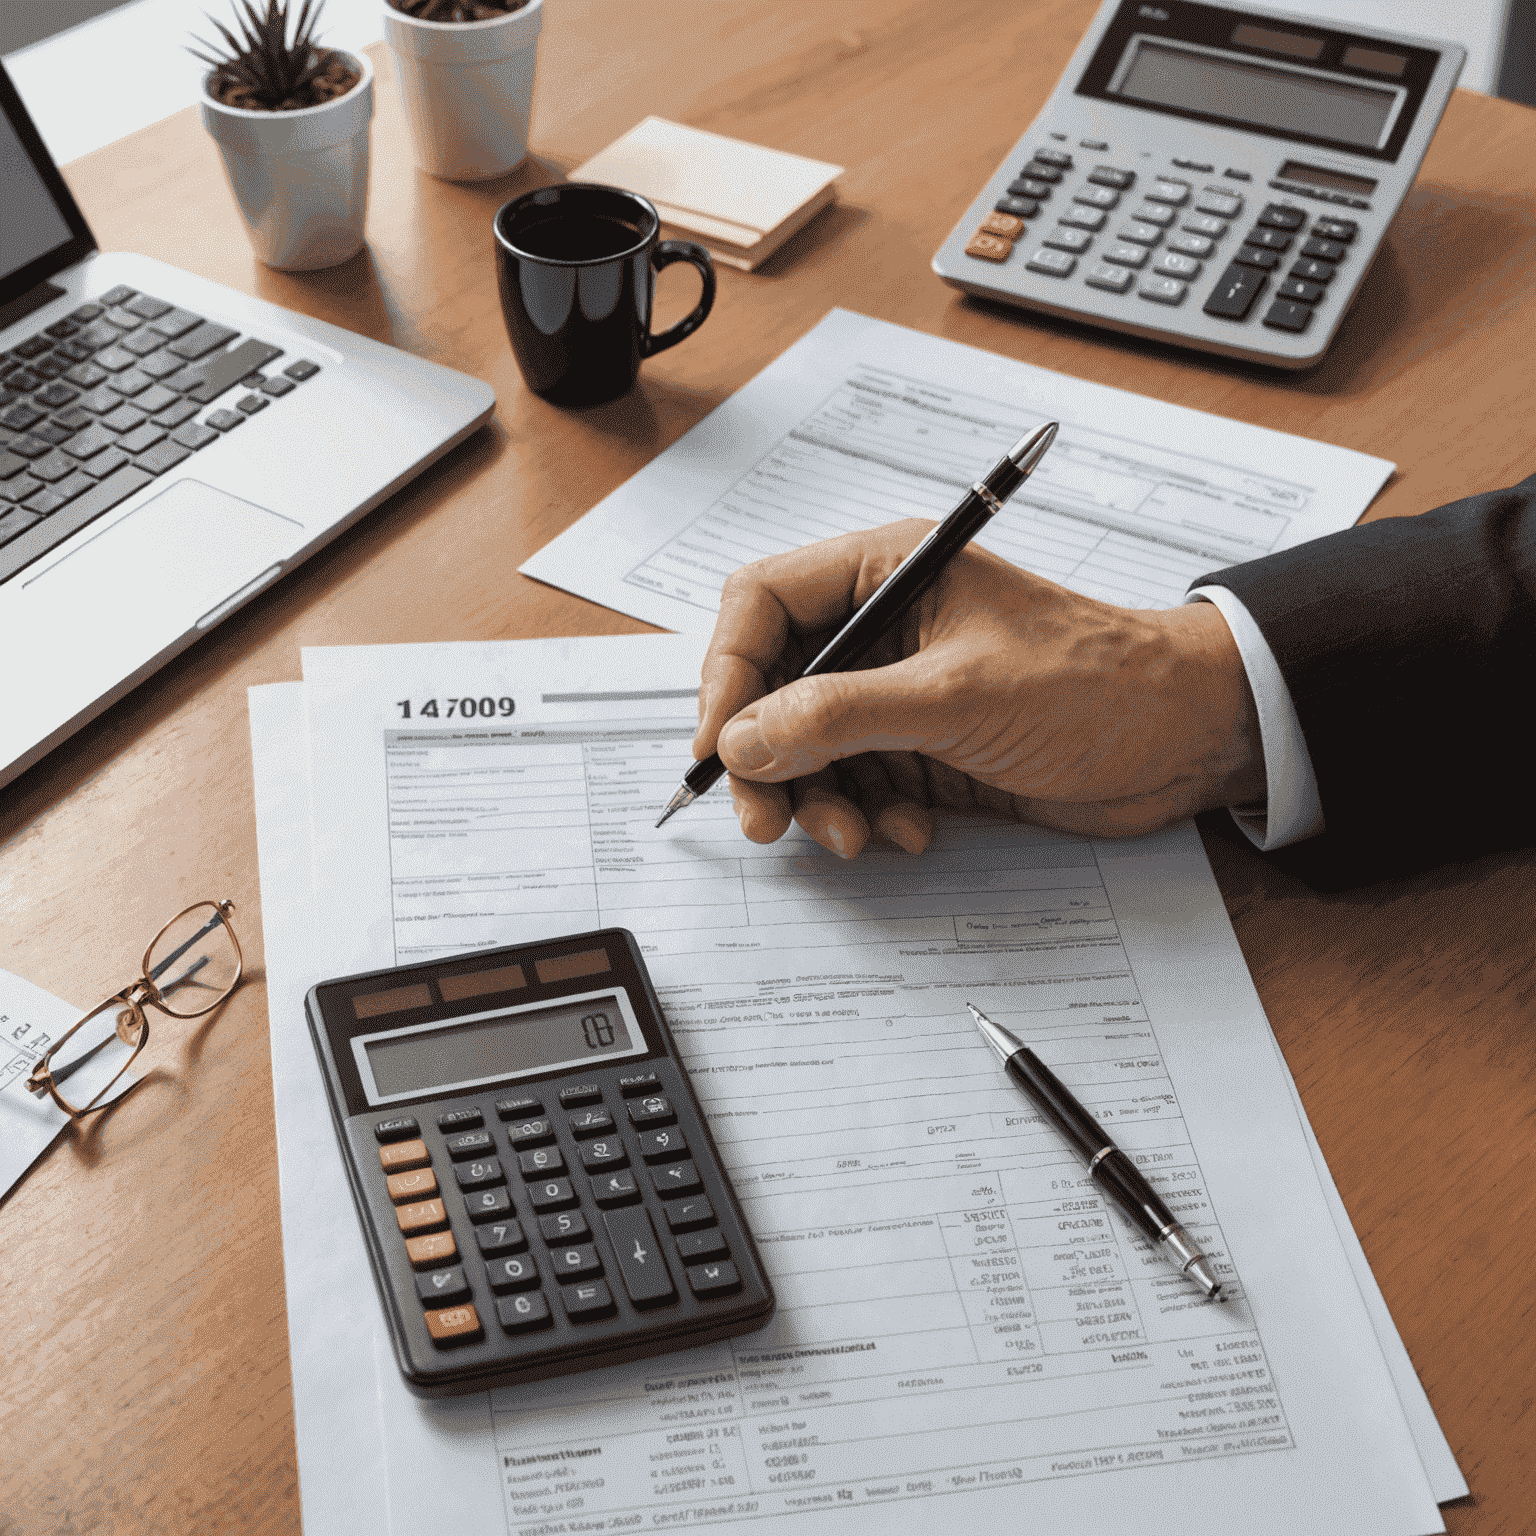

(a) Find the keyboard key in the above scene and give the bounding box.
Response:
[205,409,244,431]
[964,231,1012,263]
[1182,213,1227,238]
[664,1195,715,1232]
[1154,251,1201,280]
[1146,180,1189,205]
[1042,226,1091,253]
[64,362,108,389]
[1257,203,1306,231]
[29,450,77,483]
[1130,201,1174,226]
[1262,299,1312,332]
[561,1280,616,1322]
[638,1126,689,1163]
[1116,221,1163,246]
[1278,277,1325,303]
[181,338,284,403]
[1244,227,1292,251]
[82,447,131,480]
[133,384,178,416]
[115,423,165,451]
[454,1156,504,1190]
[518,1145,566,1179]
[385,1167,437,1203]
[685,1259,741,1297]
[168,322,239,360]
[1234,245,1281,270]
[1223,168,1252,181]
[539,1209,591,1244]
[476,1219,527,1257]
[579,1136,628,1172]
[151,399,200,430]
[0,451,28,480]
[133,439,192,475]
[109,370,155,399]
[1300,235,1346,262]
[424,1303,482,1345]
[93,345,137,373]
[5,432,49,457]
[627,1095,676,1129]
[1167,231,1213,257]
[138,352,185,380]
[650,1160,703,1199]
[2,474,44,505]
[1,403,44,432]
[415,1265,470,1306]
[123,330,165,357]
[33,423,72,446]
[259,374,297,397]
[77,385,122,414]
[51,471,95,504]
[486,1254,540,1293]
[464,1186,513,1223]
[506,1115,555,1147]
[993,195,1038,219]
[1088,165,1134,189]
[1203,263,1268,320]
[101,404,148,434]
[53,406,93,430]
[604,1207,677,1308]
[69,304,104,323]
[1032,147,1072,168]
[1195,188,1243,217]
[674,1228,729,1262]
[980,210,1025,240]
[56,340,95,364]
[1073,184,1119,209]
[34,357,67,381]
[63,424,118,460]
[126,294,172,320]
[24,488,66,515]
[1085,263,1134,293]
[100,284,137,306]
[497,1291,552,1332]
[1138,275,1186,305]
[527,1177,578,1211]
[446,1129,495,1160]
[1058,207,1104,232]
[284,359,321,380]
[1311,217,1357,242]
[567,1107,615,1139]
[37,382,77,408]
[592,1170,642,1207]
[1290,257,1336,283]
[11,336,51,359]
[395,1197,449,1236]
[1020,161,1063,183]
[149,307,204,340]
[1007,177,1052,200]
[0,507,44,545]
[549,1243,604,1282]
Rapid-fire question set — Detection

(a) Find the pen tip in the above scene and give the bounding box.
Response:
[1007,421,1059,475]
[655,782,696,828]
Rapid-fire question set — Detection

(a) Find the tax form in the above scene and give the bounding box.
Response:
[251,633,1453,1536]
[519,310,1394,630]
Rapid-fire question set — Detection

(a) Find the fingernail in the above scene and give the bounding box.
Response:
[825,825,848,858]
[719,716,773,772]
[878,807,929,855]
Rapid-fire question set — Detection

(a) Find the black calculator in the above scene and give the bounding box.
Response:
[306,928,774,1398]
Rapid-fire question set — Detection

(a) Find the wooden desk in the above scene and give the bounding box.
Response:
[3,3,1531,1530]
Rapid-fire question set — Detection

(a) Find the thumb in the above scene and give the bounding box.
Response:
[716,663,946,782]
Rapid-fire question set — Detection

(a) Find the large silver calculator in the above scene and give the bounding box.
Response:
[932,0,1464,367]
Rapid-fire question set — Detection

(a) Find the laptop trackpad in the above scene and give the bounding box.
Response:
[23,478,299,625]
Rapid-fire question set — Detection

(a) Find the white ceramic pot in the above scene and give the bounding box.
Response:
[201,50,374,271]
[384,0,543,181]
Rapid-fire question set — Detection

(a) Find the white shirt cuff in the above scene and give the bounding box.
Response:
[1186,585,1325,851]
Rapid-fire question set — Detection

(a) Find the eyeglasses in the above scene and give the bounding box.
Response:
[25,899,244,1120]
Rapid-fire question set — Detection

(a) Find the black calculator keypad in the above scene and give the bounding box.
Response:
[416,1266,471,1306]
[375,1116,419,1142]
[665,1195,716,1232]
[550,1243,604,1281]
[558,1083,602,1107]
[627,1094,676,1128]
[593,1170,642,1207]
[604,1207,677,1308]
[465,1187,514,1223]
[437,1107,483,1132]
[495,1095,542,1119]
[487,1254,540,1293]
[638,1127,689,1163]
[568,1107,615,1138]
[446,1130,494,1160]
[539,1209,590,1243]
[506,1117,555,1148]
[528,1176,578,1211]
[618,1070,660,1097]
[498,1292,553,1332]
[675,1229,730,1263]
[686,1260,741,1297]
[651,1160,703,1199]
[562,1280,616,1321]
[580,1138,629,1172]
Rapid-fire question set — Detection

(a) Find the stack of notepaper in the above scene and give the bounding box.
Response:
[250,314,1464,1536]
[569,117,843,270]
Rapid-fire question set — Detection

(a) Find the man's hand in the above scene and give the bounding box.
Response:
[693,521,1265,856]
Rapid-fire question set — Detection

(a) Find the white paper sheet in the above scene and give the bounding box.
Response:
[519,310,1394,631]
[0,970,138,1202]
[252,634,1451,1536]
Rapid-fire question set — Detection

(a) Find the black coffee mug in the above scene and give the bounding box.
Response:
[494,184,716,407]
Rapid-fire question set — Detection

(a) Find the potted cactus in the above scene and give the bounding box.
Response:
[383,0,543,181]
[193,0,374,270]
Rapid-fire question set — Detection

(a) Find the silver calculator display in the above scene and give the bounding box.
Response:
[933,0,1464,367]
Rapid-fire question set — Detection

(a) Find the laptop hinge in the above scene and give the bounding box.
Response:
[0,279,66,333]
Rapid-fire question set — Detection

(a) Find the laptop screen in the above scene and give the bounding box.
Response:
[0,62,95,314]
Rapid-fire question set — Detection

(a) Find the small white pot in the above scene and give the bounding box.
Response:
[201,50,374,271]
[384,0,543,181]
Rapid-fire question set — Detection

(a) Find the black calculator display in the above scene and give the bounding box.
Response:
[306,928,774,1398]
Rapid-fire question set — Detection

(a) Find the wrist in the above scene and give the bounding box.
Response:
[1161,601,1266,811]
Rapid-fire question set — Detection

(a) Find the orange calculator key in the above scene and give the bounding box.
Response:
[424,1303,483,1345]
[379,1138,430,1172]
[396,1198,449,1235]
[405,1230,458,1269]
[981,210,1026,239]
[964,231,1012,262]
[386,1167,438,1203]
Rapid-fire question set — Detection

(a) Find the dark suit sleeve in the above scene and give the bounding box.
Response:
[1191,473,1536,885]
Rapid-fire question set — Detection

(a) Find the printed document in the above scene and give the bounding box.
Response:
[248,634,1454,1535]
[520,310,1394,630]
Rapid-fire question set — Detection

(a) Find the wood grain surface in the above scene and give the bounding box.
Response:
[2,3,1531,1532]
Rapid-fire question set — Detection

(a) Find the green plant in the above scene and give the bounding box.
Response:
[190,0,356,112]
[386,0,529,20]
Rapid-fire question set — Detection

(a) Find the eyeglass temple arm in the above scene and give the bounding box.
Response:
[148,909,227,982]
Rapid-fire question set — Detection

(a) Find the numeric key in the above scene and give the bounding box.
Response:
[604,1207,677,1309]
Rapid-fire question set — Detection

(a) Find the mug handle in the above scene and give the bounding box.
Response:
[642,240,717,357]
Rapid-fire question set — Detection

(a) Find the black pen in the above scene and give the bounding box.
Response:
[968,1002,1223,1300]
[655,421,1059,826]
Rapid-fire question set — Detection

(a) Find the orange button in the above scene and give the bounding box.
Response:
[380,1138,430,1172]
[965,231,1012,262]
[405,1230,458,1269]
[386,1167,438,1203]
[981,210,1026,239]
[424,1303,483,1344]
[396,1197,448,1235]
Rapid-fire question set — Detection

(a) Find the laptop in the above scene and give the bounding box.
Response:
[0,61,495,790]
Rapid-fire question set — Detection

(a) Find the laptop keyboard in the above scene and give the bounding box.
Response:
[0,283,322,585]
